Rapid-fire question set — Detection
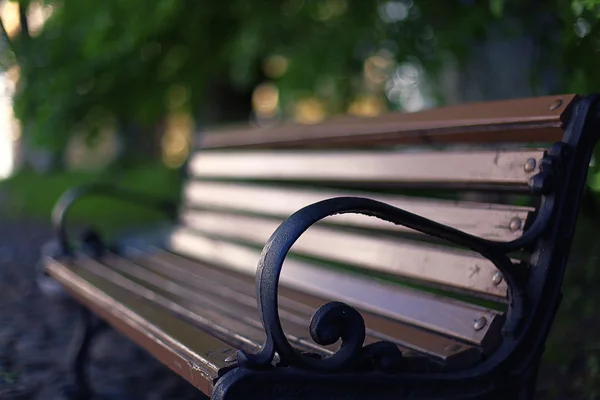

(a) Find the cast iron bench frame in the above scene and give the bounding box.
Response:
[45,94,600,399]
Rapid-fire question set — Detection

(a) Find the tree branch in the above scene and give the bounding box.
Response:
[19,1,30,39]
[0,16,14,51]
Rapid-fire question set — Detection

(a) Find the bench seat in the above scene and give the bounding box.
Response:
[46,242,491,381]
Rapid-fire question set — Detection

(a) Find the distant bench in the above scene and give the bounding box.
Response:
[44,94,599,399]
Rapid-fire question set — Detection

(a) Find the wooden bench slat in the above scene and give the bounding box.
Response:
[106,251,459,364]
[188,149,544,187]
[71,255,267,353]
[121,247,481,365]
[198,94,575,149]
[183,182,532,241]
[45,257,233,395]
[99,252,337,356]
[181,211,508,298]
[168,228,504,349]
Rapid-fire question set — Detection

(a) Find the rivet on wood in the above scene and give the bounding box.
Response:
[224,354,236,363]
[492,272,503,286]
[524,158,537,173]
[509,217,522,232]
[473,317,487,331]
[549,99,563,111]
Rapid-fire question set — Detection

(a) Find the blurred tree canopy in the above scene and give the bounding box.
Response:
[1,0,600,163]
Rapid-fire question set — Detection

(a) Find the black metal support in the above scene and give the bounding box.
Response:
[62,308,108,400]
[237,196,522,374]
[52,184,177,257]
[48,185,176,397]
[43,185,174,397]
[213,95,600,399]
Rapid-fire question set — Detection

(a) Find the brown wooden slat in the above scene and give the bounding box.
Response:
[45,257,233,396]
[167,228,504,349]
[188,149,545,187]
[183,182,533,241]
[95,252,335,356]
[72,250,478,370]
[111,250,430,357]
[198,94,575,149]
[73,255,268,353]
[275,282,480,364]
[105,251,459,369]
[126,247,482,365]
[181,210,508,298]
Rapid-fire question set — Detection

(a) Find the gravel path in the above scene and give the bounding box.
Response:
[0,219,204,400]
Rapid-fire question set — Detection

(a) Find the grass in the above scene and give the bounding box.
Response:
[0,163,182,238]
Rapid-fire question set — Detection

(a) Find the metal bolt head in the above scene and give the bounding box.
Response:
[524,158,537,173]
[492,272,503,286]
[549,99,563,111]
[224,354,236,363]
[509,217,522,232]
[528,173,553,195]
[473,317,487,331]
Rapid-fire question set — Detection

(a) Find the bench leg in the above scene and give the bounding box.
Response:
[62,307,107,400]
[517,365,540,400]
[498,362,539,400]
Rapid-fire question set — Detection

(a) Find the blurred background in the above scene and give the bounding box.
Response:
[1,0,600,398]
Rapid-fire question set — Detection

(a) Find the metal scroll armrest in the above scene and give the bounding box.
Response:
[238,196,527,375]
[52,184,178,256]
[235,132,574,376]
[229,95,600,383]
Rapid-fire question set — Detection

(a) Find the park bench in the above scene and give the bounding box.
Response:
[43,93,599,399]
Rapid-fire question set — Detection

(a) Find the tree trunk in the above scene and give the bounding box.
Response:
[114,117,162,168]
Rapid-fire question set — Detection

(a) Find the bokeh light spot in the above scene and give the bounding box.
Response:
[252,83,279,118]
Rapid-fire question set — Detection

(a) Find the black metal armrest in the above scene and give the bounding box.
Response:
[52,184,178,256]
[212,95,600,400]
[238,139,580,375]
[238,196,524,373]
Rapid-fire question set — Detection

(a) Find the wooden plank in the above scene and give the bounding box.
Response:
[274,283,481,365]
[125,247,482,365]
[180,211,508,298]
[167,228,504,348]
[95,253,336,356]
[188,149,545,186]
[198,94,576,149]
[107,251,469,367]
[45,257,233,396]
[73,255,268,353]
[98,250,480,369]
[183,181,533,241]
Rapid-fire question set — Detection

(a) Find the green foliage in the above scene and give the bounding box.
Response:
[572,0,600,16]
[1,162,181,236]
[2,0,600,152]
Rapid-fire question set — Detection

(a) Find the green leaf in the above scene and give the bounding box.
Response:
[572,0,586,16]
[489,0,504,17]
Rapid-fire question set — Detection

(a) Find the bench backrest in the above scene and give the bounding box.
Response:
[167,94,575,352]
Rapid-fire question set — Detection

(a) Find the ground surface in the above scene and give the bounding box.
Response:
[0,218,205,400]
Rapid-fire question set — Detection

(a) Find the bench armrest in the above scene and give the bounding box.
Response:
[52,184,177,256]
[241,196,525,374]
